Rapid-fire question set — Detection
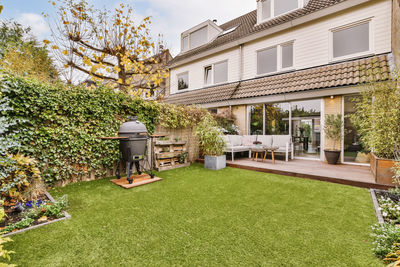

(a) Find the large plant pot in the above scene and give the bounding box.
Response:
[204,155,226,170]
[370,153,396,185]
[324,150,341,165]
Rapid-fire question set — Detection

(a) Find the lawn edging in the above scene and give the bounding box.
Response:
[2,191,71,237]
[370,189,384,224]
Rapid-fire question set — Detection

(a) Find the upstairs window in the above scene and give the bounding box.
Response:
[204,60,228,85]
[177,72,189,90]
[332,21,370,59]
[182,26,209,52]
[259,0,302,22]
[182,35,189,51]
[257,42,294,75]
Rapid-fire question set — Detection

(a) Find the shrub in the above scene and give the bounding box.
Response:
[195,115,226,156]
[0,236,15,266]
[213,110,239,135]
[371,223,400,259]
[0,153,43,201]
[378,197,400,223]
[350,69,400,159]
[324,114,343,151]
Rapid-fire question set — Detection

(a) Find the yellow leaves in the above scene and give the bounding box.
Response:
[82,56,92,66]
[43,39,51,45]
[62,50,69,55]
[114,66,121,73]
[98,36,103,40]
[52,1,55,6]
[51,45,59,50]
[116,19,121,26]
[117,78,123,84]
[64,64,69,69]
[79,47,85,52]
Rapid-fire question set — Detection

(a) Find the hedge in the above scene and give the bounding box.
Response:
[0,71,207,185]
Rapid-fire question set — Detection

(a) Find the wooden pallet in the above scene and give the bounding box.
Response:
[111,174,162,189]
[153,139,189,171]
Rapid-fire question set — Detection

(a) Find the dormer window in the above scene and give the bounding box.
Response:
[258,0,303,23]
[181,20,223,52]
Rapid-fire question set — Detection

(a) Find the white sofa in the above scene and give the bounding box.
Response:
[223,135,294,162]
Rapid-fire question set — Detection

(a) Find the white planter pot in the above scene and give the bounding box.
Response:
[204,155,226,170]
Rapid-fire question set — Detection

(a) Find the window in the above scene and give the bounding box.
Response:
[332,22,370,59]
[203,61,228,85]
[214,61,228,84]
[190,26,208,49]
[259,0,301,22]
[282,43,294,69]
[182,36,189,51]
[257,47,277,75]
[257,42,294,75]
[275,0,299,17]
[265,103,290,135]
[262,0,271,20]
[204,66,212,85]
[177,72,189,90]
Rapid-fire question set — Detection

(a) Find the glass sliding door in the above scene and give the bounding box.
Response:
[343,95,368,163]
[291,99,321,159]
[264,103,290,135]
[249,104,263,135]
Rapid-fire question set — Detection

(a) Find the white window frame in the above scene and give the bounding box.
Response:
[181,35,189,52]
[329,18,373,63]
[203,60,229,86]
[258,0,304,24]
[256,41,295,77]
[177,71,189,91]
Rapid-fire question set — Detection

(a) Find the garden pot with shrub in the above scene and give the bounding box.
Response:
[324,150,341,165]
[195,115,227,170]
[323,114,345,165]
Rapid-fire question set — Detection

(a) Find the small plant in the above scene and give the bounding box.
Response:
[371,223,400,259]
[174,137,181,142]
[378,197,400,223]
[159,137,169,141]
[2,217,34,233]
[179,152,187,164]
[324,114,343,151]
[0,236,15,266]
[195,115,226,156]
[384,240,400,266]
[0,200,5,223]
[161,147,170,153]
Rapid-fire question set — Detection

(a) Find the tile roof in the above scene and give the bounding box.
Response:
[171,0,348,65]
[164,54,390,105]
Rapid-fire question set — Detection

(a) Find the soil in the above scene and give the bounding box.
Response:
[375,189,400,202]
[0,194,62,232]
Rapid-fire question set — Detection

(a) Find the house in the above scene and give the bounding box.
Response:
[164,0,399,165]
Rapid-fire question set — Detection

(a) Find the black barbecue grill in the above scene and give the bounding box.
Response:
[102,116,154,184]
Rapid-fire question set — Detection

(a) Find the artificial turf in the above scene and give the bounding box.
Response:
[6,164,381,266]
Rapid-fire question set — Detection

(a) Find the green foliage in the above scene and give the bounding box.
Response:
[378,196,400,223]
[0,200,5,223]
[384,240,400,266]
[2,217,34,234]
[0,236,15,266]
[44,195,68,218]
[350,70,400,159]
[158,104,208,129]
[0,71,208,185]
[371,223,400,259]
[0,21,58,83]
[0,153,41,200]
[195,115,226,156]
[324,114,343,151]
[213,110,239,135]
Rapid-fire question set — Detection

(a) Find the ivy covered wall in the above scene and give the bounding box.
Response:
[0,72,206,185]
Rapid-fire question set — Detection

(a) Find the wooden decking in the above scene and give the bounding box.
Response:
[222,158,391,189]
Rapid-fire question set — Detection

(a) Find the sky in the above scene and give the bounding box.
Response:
[1,0,257,56]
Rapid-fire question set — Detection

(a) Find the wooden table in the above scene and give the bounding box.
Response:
[263,146,278,164]
[251,146,278,163]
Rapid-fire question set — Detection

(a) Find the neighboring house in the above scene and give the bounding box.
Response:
[164,0,399,164]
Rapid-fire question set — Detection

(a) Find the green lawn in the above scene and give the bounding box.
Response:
[7,164,381,266]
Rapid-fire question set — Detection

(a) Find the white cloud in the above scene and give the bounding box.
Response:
[130,0,256,55]
[17,13,50,41]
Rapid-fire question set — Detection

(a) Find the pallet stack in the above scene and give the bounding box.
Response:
[153,139,190,171]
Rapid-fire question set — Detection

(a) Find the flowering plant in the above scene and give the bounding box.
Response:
[378,197,400,223]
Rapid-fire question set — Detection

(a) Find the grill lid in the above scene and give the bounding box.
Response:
[118,116,148,135]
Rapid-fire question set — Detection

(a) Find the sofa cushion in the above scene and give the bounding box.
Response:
[257,135,272,147]
[223,135,231,147]
[229,135,242,147]
[272,135,291,148]
[242,135,256,146]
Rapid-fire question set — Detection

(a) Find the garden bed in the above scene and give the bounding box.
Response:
[1,192,70,237]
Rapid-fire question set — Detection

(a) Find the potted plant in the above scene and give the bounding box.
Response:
[324,114,343,164]
[195,115,226,170]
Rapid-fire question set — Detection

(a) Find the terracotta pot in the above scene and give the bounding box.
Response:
[324,150,341,165]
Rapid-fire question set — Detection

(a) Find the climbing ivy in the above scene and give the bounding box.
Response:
[0,71,210,185]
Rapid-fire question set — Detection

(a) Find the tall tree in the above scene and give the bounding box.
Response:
[0,21,58,82]
[46,0,169,95]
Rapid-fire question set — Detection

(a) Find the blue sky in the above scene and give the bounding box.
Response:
[1,0,256,55]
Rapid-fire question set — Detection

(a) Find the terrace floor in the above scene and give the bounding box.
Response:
[225,157,389,189]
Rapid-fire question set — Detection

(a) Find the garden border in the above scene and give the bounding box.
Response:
[370,189,384,224]
[2,191,71,237]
